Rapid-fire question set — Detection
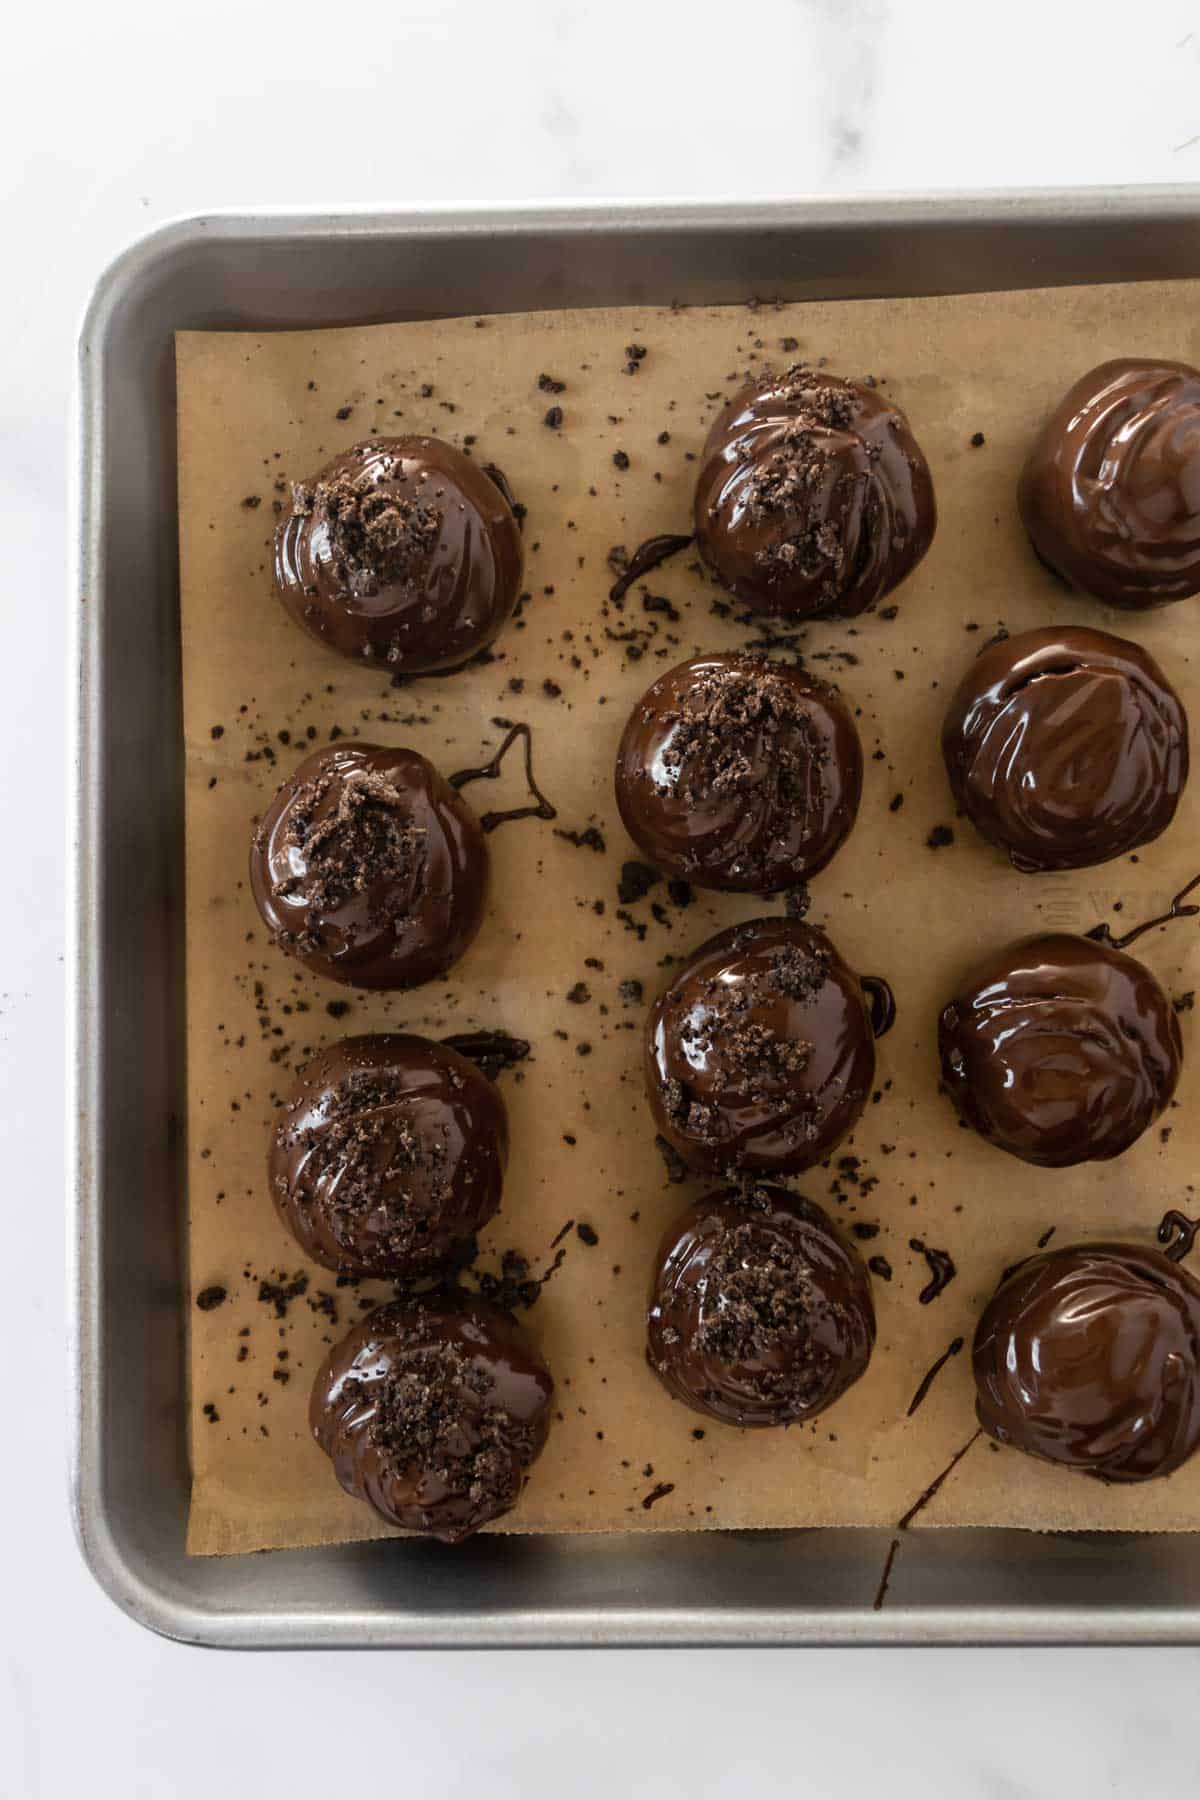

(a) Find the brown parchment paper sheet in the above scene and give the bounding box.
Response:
[179,281,1200,1556]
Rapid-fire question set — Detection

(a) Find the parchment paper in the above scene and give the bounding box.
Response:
[179,281,1200,1555]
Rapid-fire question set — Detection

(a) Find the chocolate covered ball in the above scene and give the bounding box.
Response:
[270,1034,507,1279]
[1019,358,1200,610]
[646,917,889,1176]
[939,933,1182,1167]
[310,1293,554,1542]
[974,1243,1200,1481]
[693,366,936,619]
[250,742,486,989]
[942,626,1188,872]
[646,1186,875,1428]
[615,652,863,892]
[275,437,523,673]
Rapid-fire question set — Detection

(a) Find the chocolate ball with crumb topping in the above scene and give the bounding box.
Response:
[250,742,487,989]
[270,1034,507,1279]
[274,437,523,674]
[310,1292,554,1542]
[645,917,891,1175]
[647,1187,876,1428]
[615,652,863,891]
[693,367,936,619]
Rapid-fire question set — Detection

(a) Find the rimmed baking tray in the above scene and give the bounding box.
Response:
[70,190,1200,1648]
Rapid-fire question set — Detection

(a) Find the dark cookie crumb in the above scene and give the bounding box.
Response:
[618,860,660,905]
[654,1133,688,1183]
[554,825,606,853]
[257,1271,309,1318]
[196,1285,227,1312]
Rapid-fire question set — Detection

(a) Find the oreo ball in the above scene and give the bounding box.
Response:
[942,626,1188,872]
[270,1034,507,1279]
[646,917,890,1176]
[647,1186,875,1428]
[250,742,486,989]
[310,1293,554,1542]
[974,1243,1200,1481]
[938,933,1182,1167]
[275,437,523,673]
[693,366,936,619]
[615,652,863,891]
[1019,358,1200,610]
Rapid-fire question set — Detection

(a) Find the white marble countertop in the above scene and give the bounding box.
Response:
[7,0,1200,1793]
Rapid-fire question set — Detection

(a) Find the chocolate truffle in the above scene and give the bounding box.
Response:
[1019,358,1200,609]
[310,1293,554,1542]
[693,366,936,619]
[270,1034,507,1279]
[615,653,863,891]
[646,917,889,1176]
[974,1243,1200,1481]
[646,1186,875,1428]
[250,742,486,989]
[275,437,523,673]
[942,626,1188,872]
[939,933,1182,1167]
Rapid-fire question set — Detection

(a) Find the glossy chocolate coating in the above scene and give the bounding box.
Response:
[275,437,523,673]
[646,1187,875,1428]
[1019,358,1200,610]
[614,653,863,891]
[270,1034,507,1279]
[974,1243,1200,1481]
[646,917,882,1175]
[310,1293,554,1542]
[250,742,486,989]
[693,367,936,619]
[939,933,1182,1167]
[942,626,1188,872]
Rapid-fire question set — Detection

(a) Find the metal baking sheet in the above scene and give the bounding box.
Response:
[71,190,1200,1647]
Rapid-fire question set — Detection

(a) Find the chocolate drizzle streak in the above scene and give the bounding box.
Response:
[1086,871,1200,952]
[898,1429,983,1532]
[449,722,558,833]
[642,1481,676,1510]
[906,1336,965,1417]
[872,1430,983,1611]
[1157,1209,1200,1263]
[861,975,896,1039]
[482,462,525,527]
[608,532,693,603]
[872,1537,900,1611]
[910,1240,957,1303]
